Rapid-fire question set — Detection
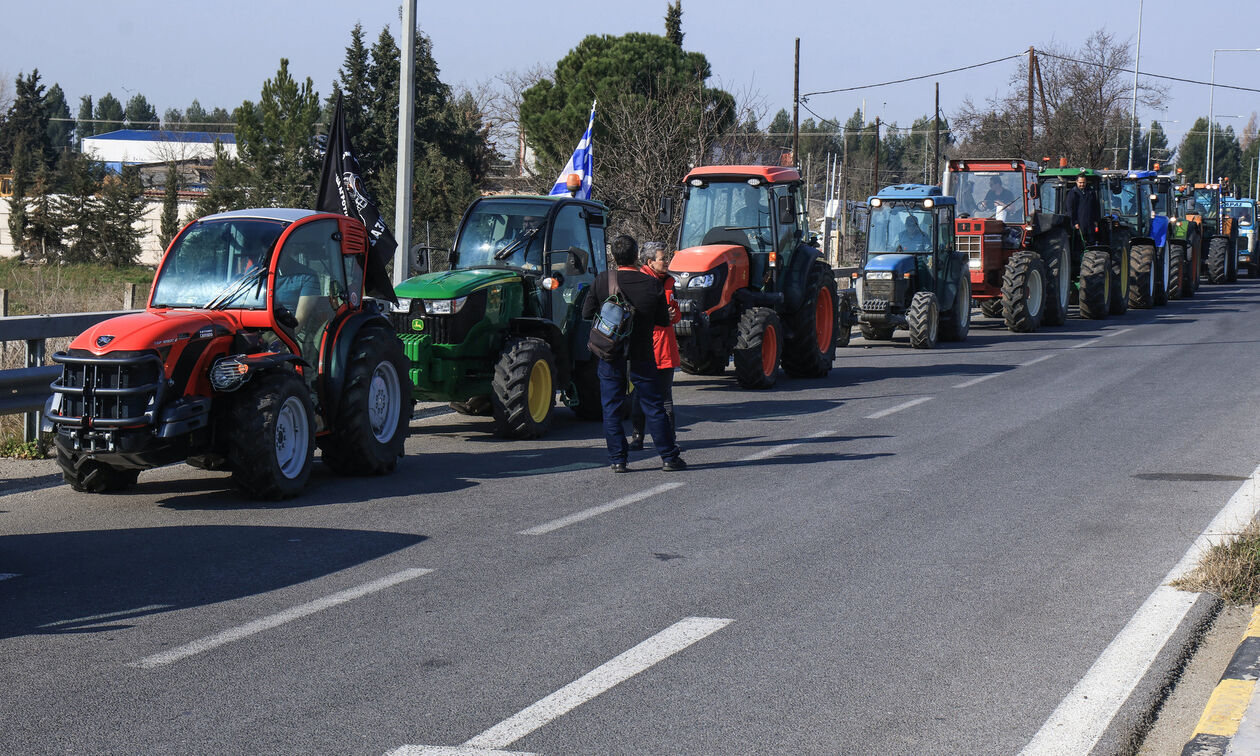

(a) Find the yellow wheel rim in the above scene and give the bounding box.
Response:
[527,359,552,423]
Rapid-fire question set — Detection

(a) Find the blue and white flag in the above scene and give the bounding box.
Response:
[550,100,595,200]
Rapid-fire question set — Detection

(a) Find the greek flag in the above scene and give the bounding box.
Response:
[550,101,595,200]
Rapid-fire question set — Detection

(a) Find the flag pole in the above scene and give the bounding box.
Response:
[393,0,416,286]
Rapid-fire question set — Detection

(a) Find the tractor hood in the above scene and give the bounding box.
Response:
[395,268,521,300]
[864,254,917,276]
[68,310,234,355]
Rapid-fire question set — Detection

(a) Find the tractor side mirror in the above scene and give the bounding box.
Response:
[777,195,795,220]
[1027,183,1039,200]
[410,245,429,275]
[657,196,674,225]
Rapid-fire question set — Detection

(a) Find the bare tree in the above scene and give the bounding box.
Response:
[464,65,550,175]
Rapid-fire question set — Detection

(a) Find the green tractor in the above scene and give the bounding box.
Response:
[1186,182,1240,284]
[1170,180,1203,297]
[392,195,605,438]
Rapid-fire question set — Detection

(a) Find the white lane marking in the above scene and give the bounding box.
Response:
[519,483,684,535]
[457,617,733,752]
[1020,354,1058,367]
[1069,337,1104,349]
[388,749,535,756]
[1102,328,1133,338]
[41,604,172,628]
[740,443,800,462]
[807,430,836,439]
[865,396,932,419]
[953,372,1004,389]
[129,568,432,669]
[0,573,20,582]
[1020,466,1260,755]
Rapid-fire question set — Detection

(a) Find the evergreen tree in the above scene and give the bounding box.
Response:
[194,144,252,216]
[44,83,72,156]
[1177,118,1244,184]
[96,165,147,266]
[163,107,186,130]
[94,93,125,133]
[124,93,158,129]
[330,23,372,145]
[185,100,208,129]
[207,106,232,132]
[159,161,182,248]
[55,152,103,264]
[665,1,684,48]
[0,70,53,171]
[22,161,63,261]
[233,58,323,207]
[7,140,32,257]
[1138,120,1170,170]
[76,94,94,142]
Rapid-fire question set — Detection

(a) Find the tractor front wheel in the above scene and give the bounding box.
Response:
[860,323,895,340]
[1078,248,1112,320]
[320,328,410,475]
[940,275,971,342]
[492,337,556,438]
[1153,246,1170,306]
[979,300,1003,319]
[1042,234,1071,327]
[56,441,140,493]
[1002,251,1046,333]
[228,371,315,500]
[1207,236,1229,284]
[1109,247,1130,315]
[1128,243,1156,309]
[1166,243,1184,301]
[733,307,783,389]
[907,291,940,349]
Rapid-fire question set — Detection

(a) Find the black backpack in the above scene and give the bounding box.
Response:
[587,270,635,361]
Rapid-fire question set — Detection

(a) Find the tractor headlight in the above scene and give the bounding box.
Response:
[968,258,982,270]
[424,296,468,315]
[867,270,894,280]
[687,274,716,288]
[209,357,251,392]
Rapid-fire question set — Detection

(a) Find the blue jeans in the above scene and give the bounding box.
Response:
[597,358,680,465]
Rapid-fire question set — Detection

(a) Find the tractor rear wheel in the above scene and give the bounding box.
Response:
[56,441,140,493]
[1207,236,1229,284]
[783,264,838,379]
[1078,248,1112,320]
[228,371,315,500]
[319,328,410,475]
[979,300,1003,319]
[733,307,783,389]
[1001,251,1046,333]
[1166,244,1184,301]
[860,323,895,340]
[1183,239,1201,297]
[570,358,602,421]
[907,291,940,349]
[940,275,971,342]
[1153,246,1169,306]
[1128,243,1156,309]
[1227,240,1239,282]
[1042,235,1071,327]
[835,295,853,348]
[492,337,556,438]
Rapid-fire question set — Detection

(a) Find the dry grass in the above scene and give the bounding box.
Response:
[1171,519,1260,604]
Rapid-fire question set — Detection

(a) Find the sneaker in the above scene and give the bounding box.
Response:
[661,457,687,472]
[611,462,629,473]
[628,433,644,451]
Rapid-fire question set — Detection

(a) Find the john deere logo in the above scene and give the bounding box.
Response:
[411,318,424,332]
[96,335,115,347]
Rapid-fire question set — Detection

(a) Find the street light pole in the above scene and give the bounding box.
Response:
[1206,48,1260,184]
[1127,0,1143,171]
[393,0,417,286]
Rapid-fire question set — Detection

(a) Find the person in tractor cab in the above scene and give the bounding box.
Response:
[896,215,931,251]
[1067,173,1099,245]
[978,175,1016,218]
[629,242,681,451]
[581,234,685,473]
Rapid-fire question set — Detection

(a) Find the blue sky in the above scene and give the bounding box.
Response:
[5,0,1259,148]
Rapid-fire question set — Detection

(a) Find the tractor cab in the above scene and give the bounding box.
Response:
[1223,196,1257,275]
[1100,170,1156,239]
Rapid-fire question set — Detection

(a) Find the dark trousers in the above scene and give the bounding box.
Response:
[597,358,679,464]
[631,368,675,438]
[1076,224,1096,246]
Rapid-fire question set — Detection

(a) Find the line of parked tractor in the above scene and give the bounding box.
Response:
[37,158,1259,500]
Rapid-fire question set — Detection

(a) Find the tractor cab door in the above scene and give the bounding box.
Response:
[934,205,958,305]
[272,218,346,377]
[546,203,598,327]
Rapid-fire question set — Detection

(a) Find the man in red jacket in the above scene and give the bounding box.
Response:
[630,242,680,450]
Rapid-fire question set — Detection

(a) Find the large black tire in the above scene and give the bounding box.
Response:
[1001,251,1046,333]
[1078,248,1112,320]
[1153,246,1170,306]
[1042,235,1071,327]
[491,337,556,439]
[860,322,895,340]
[835,295,853,348]
[979,300,1003,319]
[1128,243,1156,309]
[1109,247,1130,315]
[55,440,140,493]
[570,358,602,421]
[1226,239,1239,282]
[319,329,409,476]
[1207,236,1229,285]
[733,307,783,390]
[1166,243,1184,301]
[783,264,839,379]
[907,291,940,349]
[940,275,971,342]
[678,336,728,375]
[228,371,315,500]
[1182,239,1200,298]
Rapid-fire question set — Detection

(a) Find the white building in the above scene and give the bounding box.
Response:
[81,130,237,170]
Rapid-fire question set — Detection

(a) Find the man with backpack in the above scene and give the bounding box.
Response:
[582,235,686,473]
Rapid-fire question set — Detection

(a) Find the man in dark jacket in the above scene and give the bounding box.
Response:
[1066,173,1099,246]
[582,235,685,472]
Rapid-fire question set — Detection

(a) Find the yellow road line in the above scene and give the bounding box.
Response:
[1191,678,1257,737]
[1244,605,1260,639]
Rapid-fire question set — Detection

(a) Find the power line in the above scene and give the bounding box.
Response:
[799,53,1025,99]
[1034,50,1260,94]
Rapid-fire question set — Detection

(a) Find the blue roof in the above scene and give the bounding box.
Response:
[1125,170,1158,179]
[870,183,956,206]
[88,129,235,144]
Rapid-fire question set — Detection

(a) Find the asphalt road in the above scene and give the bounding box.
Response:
[4,281,1260,755]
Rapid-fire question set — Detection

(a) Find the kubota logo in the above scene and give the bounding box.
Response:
[96,335,114,348]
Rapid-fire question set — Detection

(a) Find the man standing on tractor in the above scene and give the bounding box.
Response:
[582,235,685,473]
[1067,172,1099,245]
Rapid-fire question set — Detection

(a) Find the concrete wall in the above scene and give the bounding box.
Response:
[0,197,199,266]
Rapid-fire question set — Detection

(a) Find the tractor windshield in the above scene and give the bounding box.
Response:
[1193,189,1219,219]
[677,181,773,255]
[453,199,551,271]
[952,170,1025,222]
[1105,180,1150,222]
[1229,204,1255,226]
[150,217,287,309]
[867,202,934,254]
[1152,186,1171,215]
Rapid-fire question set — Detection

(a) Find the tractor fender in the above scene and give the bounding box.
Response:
[941,250,968,312]
[239,352,307,371]
[509,317,570,385]
[781,244,823,312]
[321,310,395,418]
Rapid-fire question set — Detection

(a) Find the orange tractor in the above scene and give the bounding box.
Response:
[660,165,852,389]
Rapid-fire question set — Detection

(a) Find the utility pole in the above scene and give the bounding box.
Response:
[1127,0,1144,170]
[792,37,800,167]
[842,127,849,263]
[393,0,416,285]
[873,117,881,192]
[1027,46,1035,157]
[933,82,940,185]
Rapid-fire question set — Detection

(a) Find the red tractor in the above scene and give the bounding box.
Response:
[944,159,1073,332]
[661,165,852,389]
[44,209,410,499]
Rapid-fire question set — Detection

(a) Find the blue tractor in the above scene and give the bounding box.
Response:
[1223,197,1257,277]
[856,184,971,349]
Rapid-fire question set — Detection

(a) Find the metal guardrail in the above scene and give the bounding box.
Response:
[1,310,135,441]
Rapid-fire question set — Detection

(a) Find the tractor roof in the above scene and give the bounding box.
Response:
[200,208,323,223]
[947,158,1040,172]
[1040,167,1100,178]
[1125,170,1158,179]
[684,165,801,185]
[869,183,955,206]
[473,194,607,210]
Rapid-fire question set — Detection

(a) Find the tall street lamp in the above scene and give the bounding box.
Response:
[1206,48,1260,183]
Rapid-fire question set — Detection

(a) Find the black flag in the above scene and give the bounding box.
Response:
[316,93,398,305]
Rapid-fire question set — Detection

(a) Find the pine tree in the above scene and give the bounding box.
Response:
[186,100,208,129]
[44,83,72,157]
[0,70,53,171]
[159,162,182,249]
[7,139,32,258]
[55,152,102,264]
[665,1,684,47]
[96,165,147,266]
[124,93,158,129]
[194,144,252,216]
[76,95,94,143]
[94,93,125,133]
[22,161,64,261]
[233,58,323,208]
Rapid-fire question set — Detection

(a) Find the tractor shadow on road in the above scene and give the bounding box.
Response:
[0,525,426,640]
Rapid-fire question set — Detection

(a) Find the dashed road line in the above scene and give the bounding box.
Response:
[865,397,932,419]
[953,372,1005,389]
[41,604,172,628]
[1019,353,1058,367]
[388,617,733,755]
[128,568,433,669]
[1103,328,1133,338]
[519,483,684,535]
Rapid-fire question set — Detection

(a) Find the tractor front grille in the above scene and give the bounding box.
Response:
[49,350,164,428]
[958,234,982,267]
[864,279,894,301]
[861,298,890,313]
[394,292,487,345]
